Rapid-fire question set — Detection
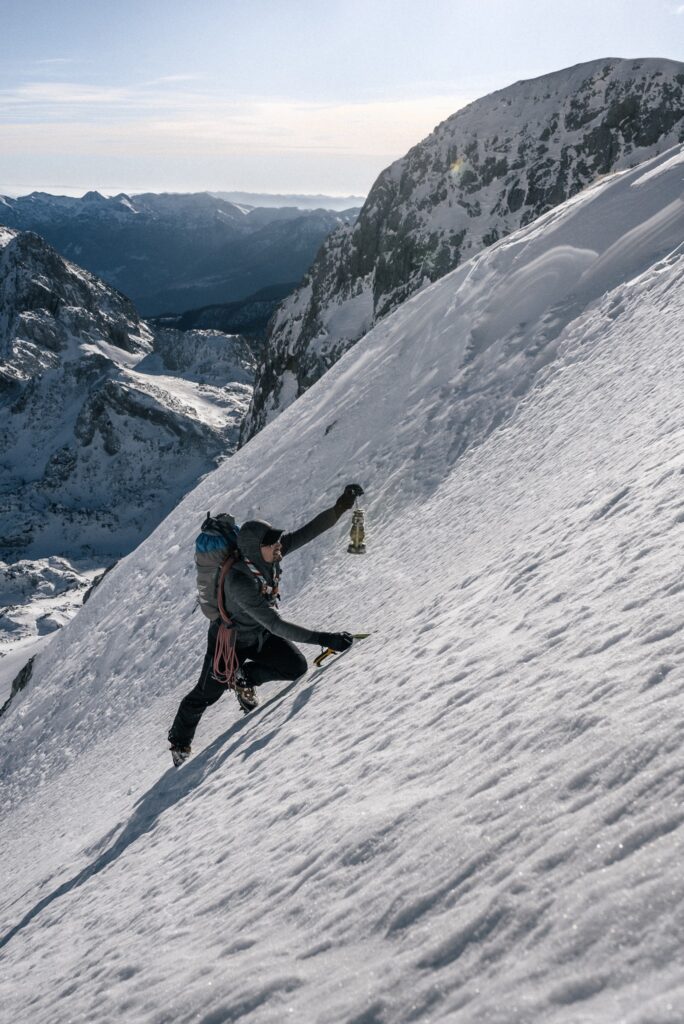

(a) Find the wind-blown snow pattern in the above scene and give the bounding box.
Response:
[1,147,683,1023]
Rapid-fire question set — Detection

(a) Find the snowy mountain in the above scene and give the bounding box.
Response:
[0,227,255,662]
[1,143,682,1022]
[0,192,360,315]
[242,56,684,440]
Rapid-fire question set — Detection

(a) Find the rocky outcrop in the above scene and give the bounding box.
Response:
[0,654,34,718]
[1,229,256,556]
[242,57,684,440]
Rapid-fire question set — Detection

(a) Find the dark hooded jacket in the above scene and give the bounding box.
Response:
[222,506,343,648]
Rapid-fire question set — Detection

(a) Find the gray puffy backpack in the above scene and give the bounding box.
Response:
[194,512,240,621]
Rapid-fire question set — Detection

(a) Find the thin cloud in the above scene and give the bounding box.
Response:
[0,80,213,120]
[146,95,472,157]
[0,93,472,160]
[0,77,472,155]
[151,74,206,84]
[7,82,132,104]
[33,58,81,65]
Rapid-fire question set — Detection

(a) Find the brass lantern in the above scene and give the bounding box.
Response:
[347,507,366,554]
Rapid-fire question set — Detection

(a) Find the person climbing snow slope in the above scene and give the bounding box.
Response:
[168,483,364,765]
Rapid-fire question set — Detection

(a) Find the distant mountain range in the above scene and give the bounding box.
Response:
[210,191,366,211]
[241,56,684,440]
[0,192,360,316]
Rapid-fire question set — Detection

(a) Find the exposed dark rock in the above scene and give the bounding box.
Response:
[0,656,34,719]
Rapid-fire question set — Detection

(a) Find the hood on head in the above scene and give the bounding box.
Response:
[238,519,276,570]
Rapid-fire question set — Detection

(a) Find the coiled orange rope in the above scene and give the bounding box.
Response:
[212,557,240,687]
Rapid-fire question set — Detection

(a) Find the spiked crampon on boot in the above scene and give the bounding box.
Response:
[170,743,192,767]
[233,667,259,713]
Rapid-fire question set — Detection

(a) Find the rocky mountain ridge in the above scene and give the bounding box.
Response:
[0,192,360,316]
[0,227,255,657]
[241,56,684,440]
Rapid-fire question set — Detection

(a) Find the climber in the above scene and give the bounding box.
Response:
[168,483,364,764]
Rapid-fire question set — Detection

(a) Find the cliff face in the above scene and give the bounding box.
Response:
[242,57,684,440]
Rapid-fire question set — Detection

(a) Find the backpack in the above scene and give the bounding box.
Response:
[195,511,242,687]
[194,511,240,621]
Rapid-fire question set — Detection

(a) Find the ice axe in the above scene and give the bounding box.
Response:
[313,633,372,667]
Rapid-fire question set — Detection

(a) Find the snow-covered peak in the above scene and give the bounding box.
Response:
[243,56,684,439]
[0,228,153,359]
[467,55,683,105]
[1,145,682,1022]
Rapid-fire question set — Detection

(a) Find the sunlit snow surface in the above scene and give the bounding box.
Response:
[1,148,683,1023]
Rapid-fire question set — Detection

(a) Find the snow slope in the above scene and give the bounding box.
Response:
[0,147,683,1023]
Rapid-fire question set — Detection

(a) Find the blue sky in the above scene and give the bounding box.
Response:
[1,0,682,196]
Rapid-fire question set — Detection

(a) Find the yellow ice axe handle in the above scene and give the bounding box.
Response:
[313,634,371,667]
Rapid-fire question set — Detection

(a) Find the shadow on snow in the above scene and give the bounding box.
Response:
[0,676,316,951]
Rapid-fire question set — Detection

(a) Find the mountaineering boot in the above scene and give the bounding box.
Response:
[170,743,192,767]
[234,681,259,713]
[235,685,259,714]
[233,666,259,714]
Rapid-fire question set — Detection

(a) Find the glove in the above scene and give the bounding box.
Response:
[315,631,354,652]
[334,483,364,513]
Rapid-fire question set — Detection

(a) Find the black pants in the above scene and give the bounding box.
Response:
[168,621,308,747]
